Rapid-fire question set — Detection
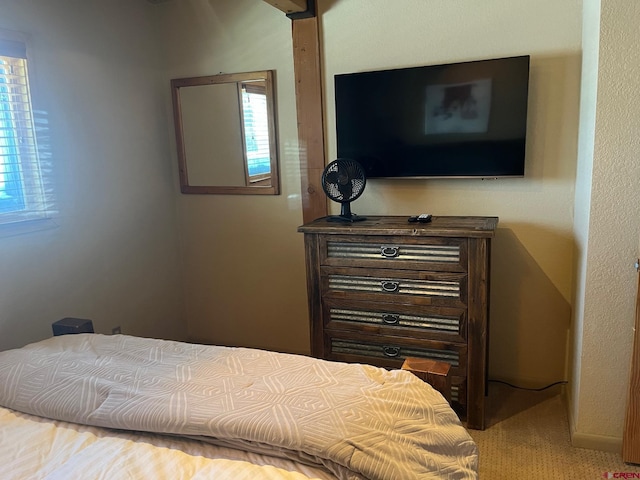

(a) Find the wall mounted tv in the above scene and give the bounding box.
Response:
[334,55,530,179]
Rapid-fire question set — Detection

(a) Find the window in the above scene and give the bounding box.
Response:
[240,83,272,184]
[0,36,47,226]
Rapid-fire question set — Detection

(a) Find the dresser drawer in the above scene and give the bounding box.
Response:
[320,235,467,272]
[451,377,467,407]
[325,331,467,376]
[321,266,467,308]
[323,298,467,343]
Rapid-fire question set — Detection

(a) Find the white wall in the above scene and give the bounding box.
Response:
[570,0,599,450]
[570,0,640,450]
[320,0,582,387]
[154,0,583,376]
[155,0,584,382]
[0,0,186,350]
[155,0,311,353]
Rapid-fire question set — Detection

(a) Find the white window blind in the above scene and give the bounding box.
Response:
[241,84,271,182]
[0,37,47,226]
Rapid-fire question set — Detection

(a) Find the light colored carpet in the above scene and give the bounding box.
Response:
[467,383,640,479]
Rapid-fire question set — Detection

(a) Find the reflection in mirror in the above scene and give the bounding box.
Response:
[171,70,279,195]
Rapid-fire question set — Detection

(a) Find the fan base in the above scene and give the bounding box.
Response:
[326,214,367,223]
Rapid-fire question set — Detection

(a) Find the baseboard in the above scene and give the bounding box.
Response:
[570,431,622,453]
[566,388,622,453]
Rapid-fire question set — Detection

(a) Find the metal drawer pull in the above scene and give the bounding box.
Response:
[382,346,401,357]
[380,246,399,258]
[381,281,400,292]
[382,314,400,325]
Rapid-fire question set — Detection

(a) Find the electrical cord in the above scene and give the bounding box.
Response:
[488,379,568,392]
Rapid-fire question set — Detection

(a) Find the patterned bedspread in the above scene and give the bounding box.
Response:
[0,405,339,480]
[0,334,478,479]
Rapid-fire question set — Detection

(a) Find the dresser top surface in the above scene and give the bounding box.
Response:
[298,215,498,238]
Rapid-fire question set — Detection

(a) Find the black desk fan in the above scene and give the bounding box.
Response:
[321,158,367,222]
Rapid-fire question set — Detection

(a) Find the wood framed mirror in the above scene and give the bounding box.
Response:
[171,70,279,195]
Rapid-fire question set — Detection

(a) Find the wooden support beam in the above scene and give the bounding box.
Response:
[262,0,307,15]
[262,0,325,221]
[292,16,327,223]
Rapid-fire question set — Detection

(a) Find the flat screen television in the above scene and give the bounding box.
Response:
[334,55,530,179]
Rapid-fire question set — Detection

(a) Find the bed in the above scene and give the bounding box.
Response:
[0,334,478,479]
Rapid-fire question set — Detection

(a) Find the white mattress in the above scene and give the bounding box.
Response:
[0,406,337,480]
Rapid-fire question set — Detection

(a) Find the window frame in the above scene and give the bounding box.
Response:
[0,31,48,228]
[239,82,272,186]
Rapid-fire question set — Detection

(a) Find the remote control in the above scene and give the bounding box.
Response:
[408,214,432,223]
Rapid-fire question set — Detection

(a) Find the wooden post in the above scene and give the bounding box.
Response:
[292,16,328,223]
[262,0,327,223]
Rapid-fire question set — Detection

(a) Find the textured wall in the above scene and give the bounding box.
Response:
[571,0,640,447]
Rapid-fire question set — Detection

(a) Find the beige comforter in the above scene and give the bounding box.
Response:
[0,334,477,479]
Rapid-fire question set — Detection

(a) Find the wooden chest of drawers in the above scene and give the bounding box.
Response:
[298,215,497,430]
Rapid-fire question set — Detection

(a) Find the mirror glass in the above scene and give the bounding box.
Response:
[171,70,279,194]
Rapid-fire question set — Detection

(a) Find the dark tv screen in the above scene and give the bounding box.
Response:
[334,55,530,179]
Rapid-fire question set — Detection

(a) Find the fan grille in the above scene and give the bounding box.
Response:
[322,159,366,203]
